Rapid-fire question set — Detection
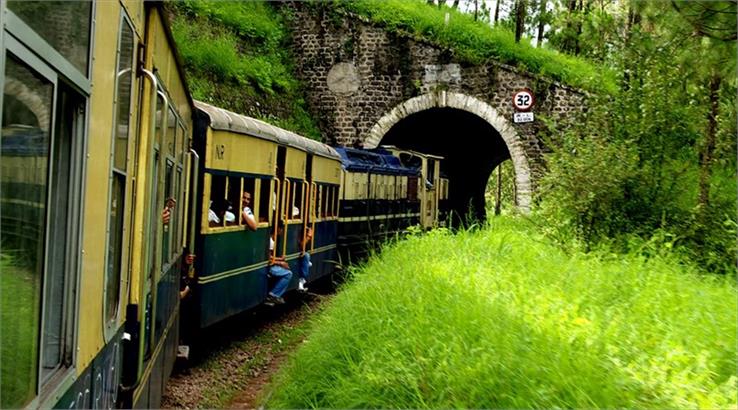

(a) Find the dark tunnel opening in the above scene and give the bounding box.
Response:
[379,107,511,225]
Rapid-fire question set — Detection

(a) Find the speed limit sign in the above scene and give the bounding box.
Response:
[512,89,534,111]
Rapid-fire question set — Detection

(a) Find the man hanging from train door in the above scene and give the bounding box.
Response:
[266,221,292,306]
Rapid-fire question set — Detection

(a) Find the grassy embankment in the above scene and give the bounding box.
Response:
[265,217,736,408]
[0,252,40,408]
[168,0,321,139]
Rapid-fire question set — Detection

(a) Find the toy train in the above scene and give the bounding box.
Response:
[0,1,447,408]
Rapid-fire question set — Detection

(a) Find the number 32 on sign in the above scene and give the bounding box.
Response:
[512,89,535,123]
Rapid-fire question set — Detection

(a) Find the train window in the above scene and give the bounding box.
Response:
[166,108,176,158]
[7,1,92,76]
[42,83,81,384]
[208,174,227,227]
[258,179,271,223]
[179,123,187,165]
[427,159,436,186]
[1,48,86,406]
[315,186,322,219]
[174,123,186,248]
[104,16,135,323]
[332,186,339,217]
[408,176,419,200]
[323,186,328,218]
[225,177,240,227]
[324,186,332,218]
[0,55,53,407]
[173,168,182,251]
[239,177,255,226]
[162,161,174,258]
[291,182,302,221]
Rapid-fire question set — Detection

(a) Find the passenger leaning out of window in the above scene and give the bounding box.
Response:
[241,191,257,231]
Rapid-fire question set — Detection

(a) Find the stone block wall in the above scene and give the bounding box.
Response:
[283,2,588,190]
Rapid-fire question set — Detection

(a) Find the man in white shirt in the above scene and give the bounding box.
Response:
[241,191,257,231]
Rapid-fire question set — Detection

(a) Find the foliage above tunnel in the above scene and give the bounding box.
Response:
[166,0,321,139]
[330,0,617,94]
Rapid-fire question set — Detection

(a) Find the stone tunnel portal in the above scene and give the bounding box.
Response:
[379,107,511,225]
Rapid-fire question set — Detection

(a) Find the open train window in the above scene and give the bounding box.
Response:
[104,14,135,327]
[240,177,256,225]
[291,181,303,221]
[258,178,271,223]
[323,185,330,218]
[208,174,227,227]
[332,185,340,217]
[408,176,419,200]
[162,160,174,259]
[225,176,240,227]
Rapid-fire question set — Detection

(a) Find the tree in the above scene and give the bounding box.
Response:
[514,0,527,42]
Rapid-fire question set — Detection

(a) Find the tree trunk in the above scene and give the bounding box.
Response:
[621,3,641,90]
[536,0,546,46]
[573,0,584,55]
[452,0,460,9]
[494,0,501,24]
[427,0,436,6]
[515,0,527,43]
[698,73,721,209]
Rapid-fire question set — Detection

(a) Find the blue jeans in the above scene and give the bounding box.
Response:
[268,264,292,297]
[298,252,311,280]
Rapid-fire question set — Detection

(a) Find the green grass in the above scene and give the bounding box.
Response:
[334,0,617,94]
[265,217,736,408]
[0,252,40,408]
[169,1,322,140]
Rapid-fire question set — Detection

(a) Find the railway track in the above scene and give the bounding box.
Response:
[162,285,334,409]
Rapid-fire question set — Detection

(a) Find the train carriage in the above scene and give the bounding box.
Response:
[0,1,195,408]
[0,1,448,408]
[335,147,422,263]
[187,102,341,332]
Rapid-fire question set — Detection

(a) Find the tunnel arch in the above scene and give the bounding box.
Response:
[363,91,531,214]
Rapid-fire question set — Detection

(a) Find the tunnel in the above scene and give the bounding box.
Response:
[378,107,511,225]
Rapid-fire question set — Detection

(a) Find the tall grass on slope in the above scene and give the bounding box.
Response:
[266,218,736,408]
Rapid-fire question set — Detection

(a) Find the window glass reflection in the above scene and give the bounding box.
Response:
[0,55,52,408]
[8,1,92,76]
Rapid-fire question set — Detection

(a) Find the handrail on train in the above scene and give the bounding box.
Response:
[281,179,291,258]
[270,177,280,265]
[188,148,199,274]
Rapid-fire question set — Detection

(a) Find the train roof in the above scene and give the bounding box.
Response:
[194,101,340,160]
[334,147,419,176]
[379,145,445,160]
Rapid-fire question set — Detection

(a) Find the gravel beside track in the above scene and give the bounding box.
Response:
[162,290,331,409]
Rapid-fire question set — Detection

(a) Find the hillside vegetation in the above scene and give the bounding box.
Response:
[266,218,737,408]
[167,0,321,139]
[333,0,616,93]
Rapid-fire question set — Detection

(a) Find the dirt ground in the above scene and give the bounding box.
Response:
[162,290,331,409]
